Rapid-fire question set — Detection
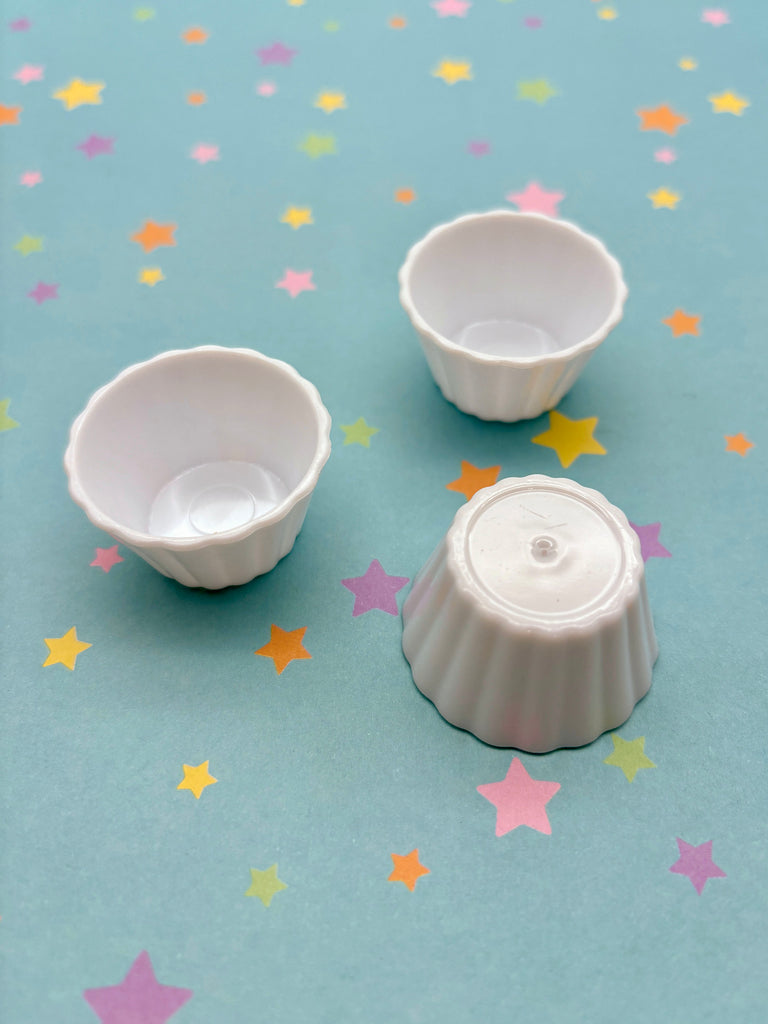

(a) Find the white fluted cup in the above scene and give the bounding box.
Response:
[398,211,628,422]
[65,346,331,589]
[402,476,658,751]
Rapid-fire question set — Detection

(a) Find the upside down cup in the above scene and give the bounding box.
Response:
[64,346,331,589]
[398,210,628,422]
[402,476,658,751]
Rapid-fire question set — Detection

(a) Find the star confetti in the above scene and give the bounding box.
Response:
[701,9,729,27]
[647,187,680,209]
[281,206,313,229]
[431,0,471,15]
[669,839,726,894]
[340,417,379,447]
[0,400,20,432]
[43,627,91,670]
[663,309,700,337]
[177,761,218,799]
[477,758,561,837]
[52,78,104,110]
[388,850,430,890]
[524,16,543,28]
[256,81,277,97]
[637,104,689,135]
[190,143,220,164]
[389,16,407,29]
[28,281,58,304]
[597,5,617,19]
[83,951,192,1023]
[77,134,114,158]
[131,221,176,252]
[9,17,31,31]
[90,546,124,572]
[516,79,558,104]
[630,522,672,562]
[0,104,22,125]
[181,26,208,44]
[13,64,44,84]
[13,234,44,256]
[708,91,749,115]
[256,42,297,66]
[276,269,315,297]
[467,139,490,156]
[134,8,156,21]
[20,170,42,186]
[506,181,564,217]
[724,432,753,456]
[394,187,416,204]
[187,91,206,105]
[432,59,472,85]
[245,865,287,907]
[298,133,336,158]
[603,735,656,782]
[678,57,698,71]
[532,410,606,468]
[341,559,409,617]
[314,90,346,114]
[654,147,677,164]
[446,460,501,501]
[255,625,311,674]
[139,267,164,286]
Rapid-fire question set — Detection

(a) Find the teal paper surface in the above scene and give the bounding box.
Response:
[2,2,767,1021]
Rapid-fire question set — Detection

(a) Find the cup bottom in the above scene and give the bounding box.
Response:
[148,460,289,539]
[453,317,560,358]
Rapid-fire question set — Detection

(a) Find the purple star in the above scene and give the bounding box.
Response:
[341,559,409,617]
[9,17,31,31]
[467,139,490,156]
[28,281,58,304]
[77,134,115,159]
[669,839,726,894]
[629,521,671,562]
[256,41,297,66]
[83,950,192,1024]
[524,16,543,28]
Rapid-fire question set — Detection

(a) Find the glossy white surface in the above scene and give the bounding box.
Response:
[402,476,658,751]
[65,346,332,588]
[398,210,628,421]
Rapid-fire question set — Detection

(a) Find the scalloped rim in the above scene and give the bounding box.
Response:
[398,209,628,367]
[64,346,332,551]
[443,474,645,638]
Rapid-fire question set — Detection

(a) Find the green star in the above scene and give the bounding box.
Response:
[0,399,19,432]
[13,234,44,257]
[245,864,287,907]
[133,6,155,20]
[603,734,656,783]
[340,417,380,448]
[517,78,559,104]
[298,133,337,159]
[324,20,341,31]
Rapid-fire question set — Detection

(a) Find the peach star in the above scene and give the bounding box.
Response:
[446,460,501,501]
[636,103,689,135]
[130,220,177,252]
[388,849,430,891]
[0,103,22,125]
[662,309,701,337]
[187,91,207,105]
[181,26,208,44]
[394,187,416,204]
[388,16,407,29]
[724,433,753,456]
[255,625,312,674]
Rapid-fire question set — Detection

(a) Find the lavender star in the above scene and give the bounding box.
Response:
[83,950,192,1024]
[9,17,31,31]
[77,134,114,159]
[467,139,490,156]
[341,559,409,617]
[629,521,671,562]
[256,41,297,66]
[669,839,726,894]
[28,281,58,304]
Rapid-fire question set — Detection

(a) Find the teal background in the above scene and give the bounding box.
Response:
[2,1,767,1021]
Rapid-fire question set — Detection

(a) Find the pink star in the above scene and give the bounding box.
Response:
[467,139,490,156]
[256,80,277,97]
[90,545,124,573]
[83,950,192,1023]
[629,522,671,562]
[431,0,472,16]
[190,143,220,164]
[701,8,730,26]
[77,134,114,159]
[506,180,565,217]
[276,268,315,298]
[256,41,297,65]
[20,170,42,187]
[341,559,410,616]
[669,838,726,894]
[9,17,31,31]
[654,147,677,164]
[13,64,44,84]
[28,281,58,304]
[477,757,561,836]
[524,16,543,28]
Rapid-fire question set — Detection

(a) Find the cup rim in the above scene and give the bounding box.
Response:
[398,209,628,367]
[64,345,332,552]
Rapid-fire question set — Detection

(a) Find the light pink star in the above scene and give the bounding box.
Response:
[276,269,316,298]
[506,180,565,217]
[654,147,677,164]
[190,143,220,164]
[13,64,44,84]
[256,81,277,97]
[477,757,561,836]
[90,545,124,573]
[701,8,730,26]
[20,170,42,187]
[431,0,472,16]
[669,838,726,894]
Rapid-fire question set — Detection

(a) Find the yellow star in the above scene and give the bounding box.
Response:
[340,417,379,447]
[0,399,20,432]
[281,206,314,229]
[432,59,472,85]
[177,761,218,799]
[647,186,681,210]
[52,78,105,111]
[597,6,617,19]
[13,234,44,256]
[314,91,346,114]
[43,627,92,670]
[287,0,305,5]
[531,410,606,468]
[678,56,698,71]
[138,267,164,286]
[245,864,287,906]
[603,735,656,783]
[708,90,749,115]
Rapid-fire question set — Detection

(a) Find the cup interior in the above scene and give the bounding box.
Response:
[70,349,326,540]
[404,213,623,359]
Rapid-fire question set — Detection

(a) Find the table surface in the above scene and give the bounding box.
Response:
[2,2,767,1022]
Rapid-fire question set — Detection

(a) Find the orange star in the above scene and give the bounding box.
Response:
[662,309,701,337]
[130,220,177,253]
[181,26,209,44]
[0,104,22,125]
[388,849,430,891]
[724,433,754,456]
[388,16,407,29]
[187,91,207,105]
[255,625,312,675]
[446,460,501,501]
[394,187,416,204]
[636,103,689,135]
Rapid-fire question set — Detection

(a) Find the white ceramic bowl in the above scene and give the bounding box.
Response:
[398,210,628,421]
[402,475,658,751]
[65,346,331,589]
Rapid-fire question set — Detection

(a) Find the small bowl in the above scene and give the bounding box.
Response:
[398,210,628,422]
[402,475,658,751]
[64,346,331,589]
